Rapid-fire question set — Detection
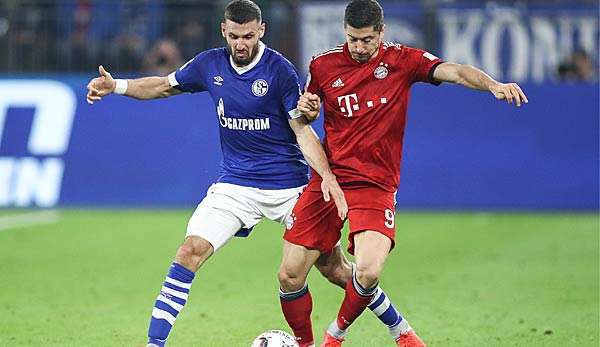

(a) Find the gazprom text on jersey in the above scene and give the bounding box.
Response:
[219,115,271,131]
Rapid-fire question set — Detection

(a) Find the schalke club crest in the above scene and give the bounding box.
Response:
[252,79,269,97]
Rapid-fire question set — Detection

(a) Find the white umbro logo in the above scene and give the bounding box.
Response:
[213,76,224,86]
[332,78,344,88]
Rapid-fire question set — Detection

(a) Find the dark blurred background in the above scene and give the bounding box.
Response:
[0,0,597,81]
[0,0,296,74]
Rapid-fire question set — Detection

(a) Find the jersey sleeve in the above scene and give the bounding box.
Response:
[168,51,211,93]
[304,58,324,99]
[409,48,444,85]
[279,65,303,120]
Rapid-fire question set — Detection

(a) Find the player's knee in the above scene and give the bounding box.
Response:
[355,265,381,289]
[278,268,306,292]
[176,244,195,259]
[175,237,213,272]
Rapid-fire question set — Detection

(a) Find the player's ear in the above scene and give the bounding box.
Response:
[221,22,226,38]
[259,22,265,38]
[379,24,385,40]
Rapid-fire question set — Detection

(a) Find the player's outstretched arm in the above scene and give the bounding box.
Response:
[433,63,529,107]
[289,116,348,220]
[86,65,181,104]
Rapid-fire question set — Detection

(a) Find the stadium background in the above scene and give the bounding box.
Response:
[0,0,598,346]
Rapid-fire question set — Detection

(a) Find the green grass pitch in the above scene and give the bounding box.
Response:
[0,210,597,346]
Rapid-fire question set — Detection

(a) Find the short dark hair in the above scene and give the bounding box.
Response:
[344,0,384,31]
[224,0,262,24]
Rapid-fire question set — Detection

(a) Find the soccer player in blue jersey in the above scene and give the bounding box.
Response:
[86,1,412,346]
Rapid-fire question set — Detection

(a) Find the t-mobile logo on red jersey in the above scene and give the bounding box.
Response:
[337,93,359,117]
[337,93,388,117]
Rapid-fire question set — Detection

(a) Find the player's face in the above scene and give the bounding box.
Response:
[345,24,385,63]
[221,19,265,66]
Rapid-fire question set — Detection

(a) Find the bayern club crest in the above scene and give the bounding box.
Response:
[374,64,389,79]
[252,79,269,97]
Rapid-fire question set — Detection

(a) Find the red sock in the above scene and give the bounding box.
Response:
[280,287,314,347]
[336,278,376,330]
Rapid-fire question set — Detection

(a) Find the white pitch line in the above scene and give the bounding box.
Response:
[0,210,61,232]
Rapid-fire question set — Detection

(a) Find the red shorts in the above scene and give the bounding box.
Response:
[283,179,397,255]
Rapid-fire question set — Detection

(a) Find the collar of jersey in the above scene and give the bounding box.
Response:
[229,41,266,75]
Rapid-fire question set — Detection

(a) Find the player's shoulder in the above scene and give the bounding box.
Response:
[264,47,297,73]
[385,42,438,58]
[382,41,419,58]
[201,47,228,60]
[383,42,441,64]
[310,44,345,66]
[183,47,227,67]
[382,41,405,52]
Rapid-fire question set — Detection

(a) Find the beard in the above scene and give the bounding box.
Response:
[227,44,258,66]
[352,53,372,63]
[350,47,378,63]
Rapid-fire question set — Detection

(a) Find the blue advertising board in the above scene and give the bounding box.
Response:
[0,77,597,210]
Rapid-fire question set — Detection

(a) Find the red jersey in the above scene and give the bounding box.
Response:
[307,42,443,192]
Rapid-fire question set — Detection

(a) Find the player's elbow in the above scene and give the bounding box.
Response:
[131,86,170,100]
[146,77,175,99]
[440,63,468,85]
[454,76,469,87]
[294,137,314,161]
[293,127,312,147]
[294,134,308,148]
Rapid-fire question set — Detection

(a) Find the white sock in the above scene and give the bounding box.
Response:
[390,319,413,340]
[326,320,347,339]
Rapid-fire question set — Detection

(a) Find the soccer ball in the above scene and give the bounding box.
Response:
[251,330,299,347]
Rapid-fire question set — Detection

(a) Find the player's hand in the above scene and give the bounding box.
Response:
[86,65,116,104]
[321,173,348,220]
[489,82,529,107]
[297,92,321,122]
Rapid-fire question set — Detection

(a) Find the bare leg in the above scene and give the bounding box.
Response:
[315,243,416,341]
[324,231,391,342]
[278,240,321,347]
[353,231,391,289]
[174,235,214,272]
[315,244,353,289]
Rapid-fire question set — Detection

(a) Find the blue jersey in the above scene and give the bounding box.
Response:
[168,42,309,189]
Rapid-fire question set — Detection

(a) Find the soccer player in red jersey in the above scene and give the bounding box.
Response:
[278,1,528,346]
